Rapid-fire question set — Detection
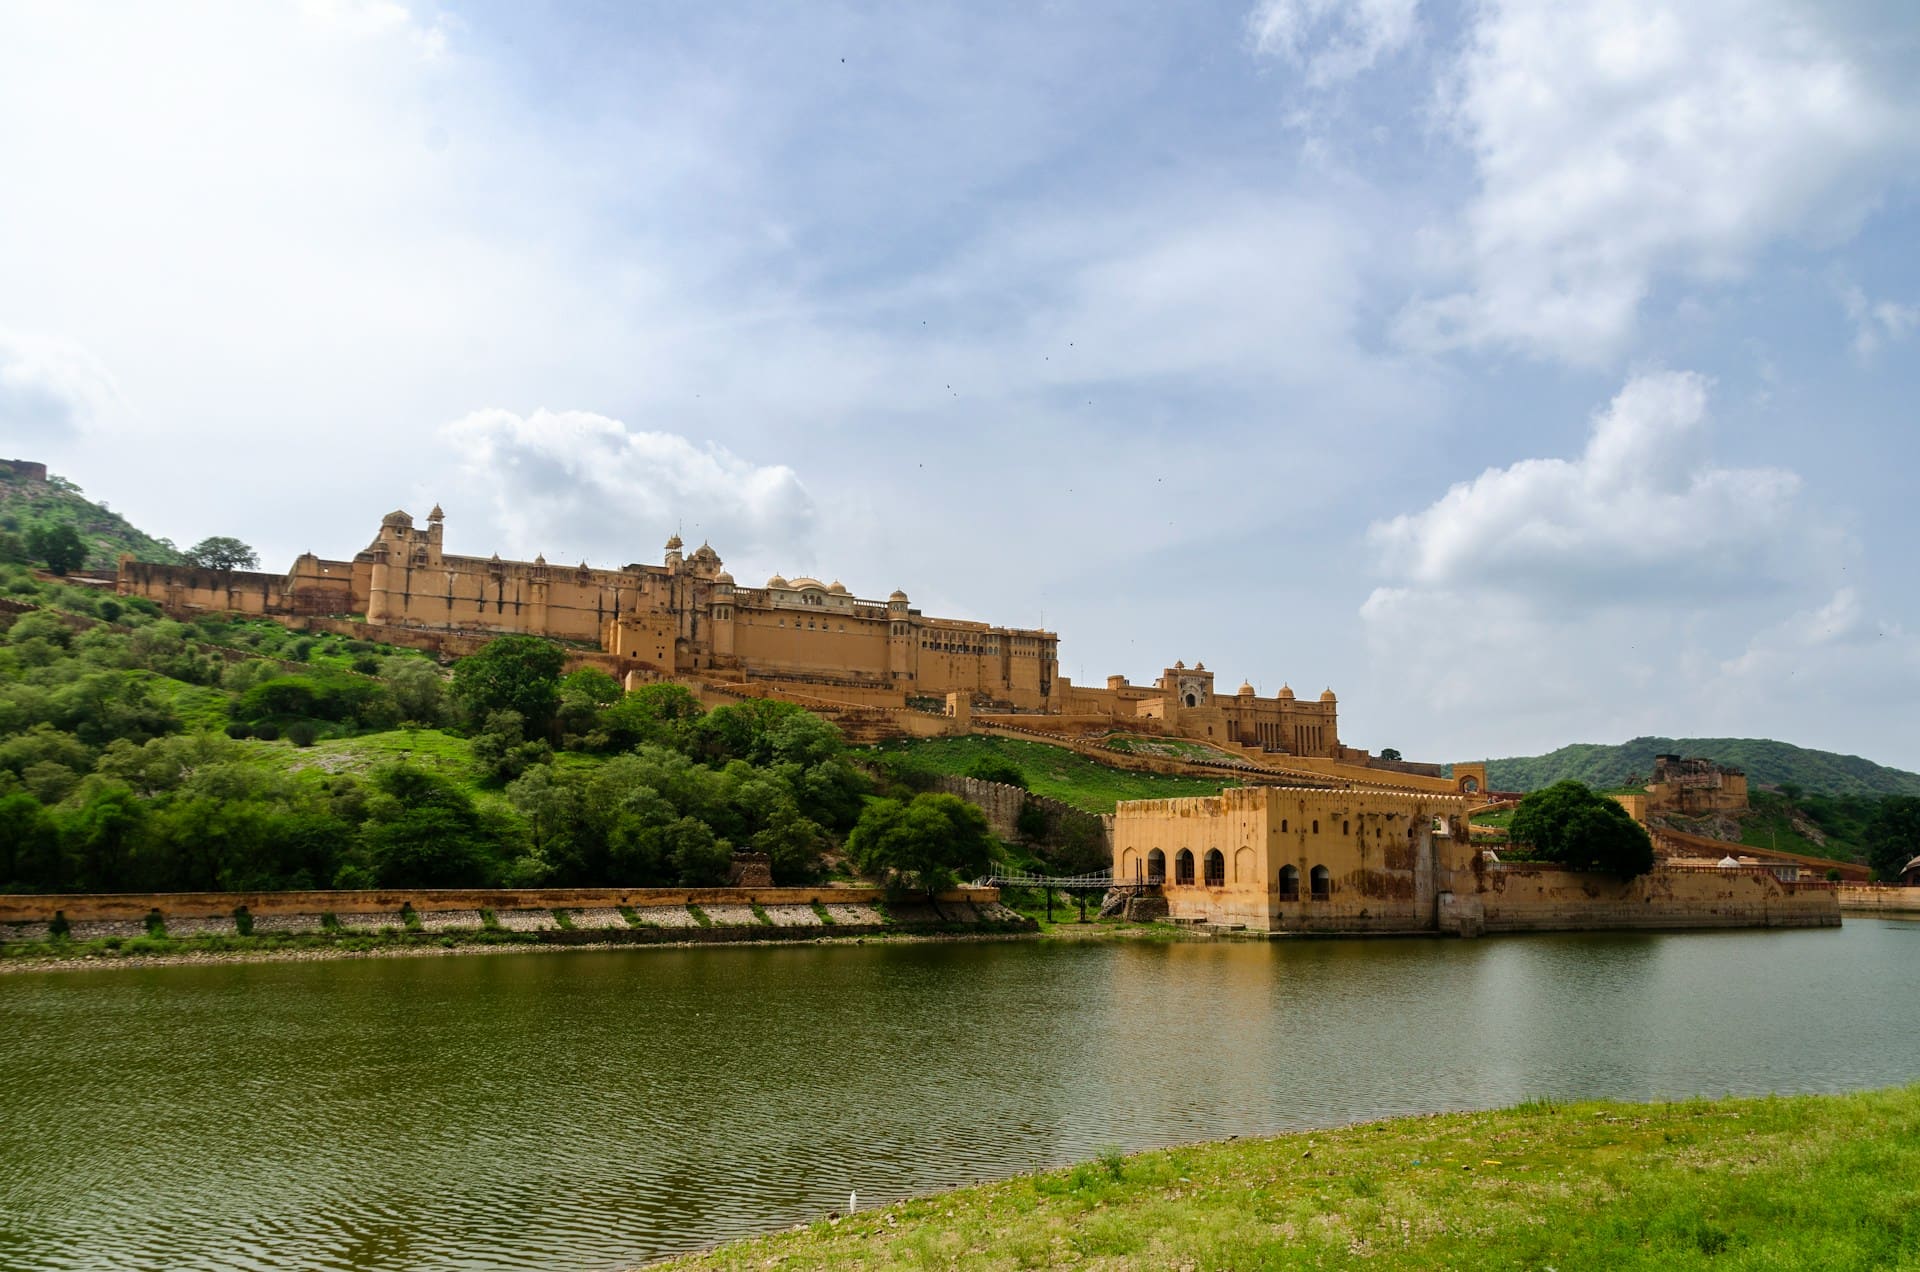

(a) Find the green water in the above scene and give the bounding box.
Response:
[4,922,1918,1270]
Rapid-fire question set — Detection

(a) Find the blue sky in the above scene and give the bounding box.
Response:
[2,0,1916,768]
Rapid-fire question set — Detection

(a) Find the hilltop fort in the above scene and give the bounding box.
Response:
[117,504,1440,786]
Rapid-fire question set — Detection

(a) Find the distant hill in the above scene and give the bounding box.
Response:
[1483,737,1920,798]
[0,462,183,571]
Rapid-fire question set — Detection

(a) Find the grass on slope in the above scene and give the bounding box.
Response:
[664,1086,1920,1271]
[864,735,1229,813]
[1103,733,1246,763]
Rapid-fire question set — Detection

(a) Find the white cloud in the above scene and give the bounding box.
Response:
[437,408,816,569]
[1367,370,1805,603]
[1246,0,1419,86]
[0,334,121,443]
[1357,370,1920,764]
[1398,0,1914,363]
[1841,284,1920,359]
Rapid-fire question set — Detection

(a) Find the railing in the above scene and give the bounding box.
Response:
[973,869,1117,890]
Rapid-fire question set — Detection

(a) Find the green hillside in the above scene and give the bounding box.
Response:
[864,735,1229,813]
[0,464,184,571]
[1481,736,1920,797]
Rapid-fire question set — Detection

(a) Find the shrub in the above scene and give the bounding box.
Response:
[286,722,319,748]
[225,722,253,740]
[253,723,281,742]
[966,755,1029,789]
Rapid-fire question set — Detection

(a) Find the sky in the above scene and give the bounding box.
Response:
[2,0,1917,769]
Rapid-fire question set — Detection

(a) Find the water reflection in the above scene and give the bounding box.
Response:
[3,924,1917,1270]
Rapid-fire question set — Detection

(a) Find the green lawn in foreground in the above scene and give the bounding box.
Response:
[864,735,1229,813]
[663,1085,1920,1270]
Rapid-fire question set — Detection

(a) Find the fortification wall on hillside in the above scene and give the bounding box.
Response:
[928,774,1112,860]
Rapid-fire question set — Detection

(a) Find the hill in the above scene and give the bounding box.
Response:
[1482,736,1920,798]
[0,461,184,571]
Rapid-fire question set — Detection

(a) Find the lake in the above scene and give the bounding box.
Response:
[4,921,1918,1270]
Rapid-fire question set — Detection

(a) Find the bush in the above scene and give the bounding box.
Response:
[967,755,1029,789]
[287,722,319,748]
[225,722,253,740]
[253,723,281,742]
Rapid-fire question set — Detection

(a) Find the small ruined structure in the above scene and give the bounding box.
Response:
[0,459,48,482]
[725,852,774,888]
[1645,754,1749,816]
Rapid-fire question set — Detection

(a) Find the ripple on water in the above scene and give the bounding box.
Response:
[3,926,1920,1270]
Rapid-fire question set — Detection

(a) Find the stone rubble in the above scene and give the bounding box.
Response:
[416,909,484,933]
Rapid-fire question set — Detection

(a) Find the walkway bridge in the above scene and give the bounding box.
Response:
[972,869,1130,892]
[973,869,1166,921]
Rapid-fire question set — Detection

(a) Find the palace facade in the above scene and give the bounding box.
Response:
[119,507,1061,710]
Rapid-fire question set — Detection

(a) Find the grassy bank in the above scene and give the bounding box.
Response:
[658,1085,1920,1270]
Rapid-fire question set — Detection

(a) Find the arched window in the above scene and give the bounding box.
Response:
[1279,864,1301,900]
[1147,848,1166,884]
[1280,819,1288,832]
[1310,864,1331,900]
[1204,849,1225,887]
[1174,849,1195,886]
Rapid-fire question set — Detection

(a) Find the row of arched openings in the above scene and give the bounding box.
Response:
[1146,849,1331,899]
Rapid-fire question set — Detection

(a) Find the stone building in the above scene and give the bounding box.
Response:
[1645,754,1749,816]
[1113,784,1839,935]
[1057,661,1363,760]
[1113,785,1467,932]
[117,504,1430,762]
[120,507,1062,710]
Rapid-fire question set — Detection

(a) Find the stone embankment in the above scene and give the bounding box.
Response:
[1837,884,1920,916]
[0,886,1029,952]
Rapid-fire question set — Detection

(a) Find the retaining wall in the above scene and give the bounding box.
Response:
[1440,863,1839,935]
[0,885,999,924]
[1837,884,1920,915]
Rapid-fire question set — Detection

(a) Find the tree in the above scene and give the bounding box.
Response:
[846,792,995,896]
[183,536,260,570]
[556,666,623,739]
[595,682,705,751]
[1865,796,1920,881]
[360,763,502,887]
[1508,780,1656,879]
[450,635,566,735]
[25,522,87,575]
[383,657,448,726]
[1379,748,1403,762]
